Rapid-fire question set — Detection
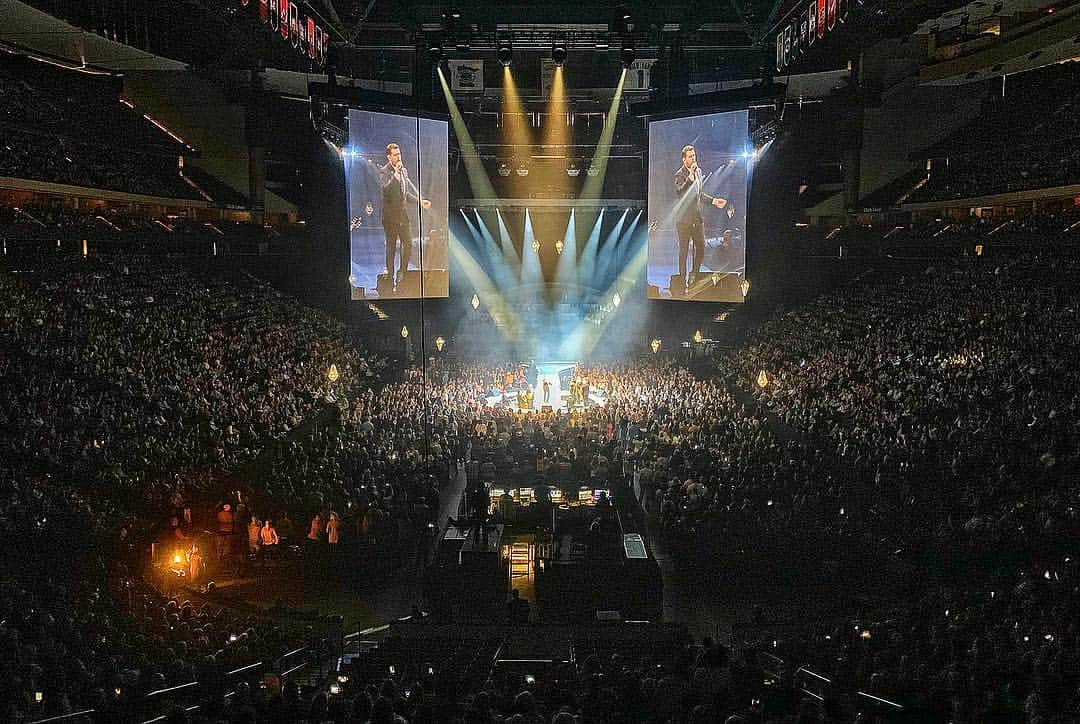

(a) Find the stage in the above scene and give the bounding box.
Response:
[483,361,607,412]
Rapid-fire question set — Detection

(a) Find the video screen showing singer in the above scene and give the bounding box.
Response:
[647,110,749,302]
[346,109,449,300]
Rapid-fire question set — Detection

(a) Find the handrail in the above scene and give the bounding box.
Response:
[30,648,304,724]
[279,646,307,660]
[280,661,309,678]
[28,710,97,724]
[226,661,265,677]
[795,666,831,684]
[857,691,904,710]
[143,681,199,699]
[141,704,200,724]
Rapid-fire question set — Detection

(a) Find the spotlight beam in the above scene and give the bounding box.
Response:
[554,208,578,293]
[520,208,544,300]
[579,68,626,201]
[461,209,518,292]
[438,68,495,199]
[578,241,649,358]
[493,209,522,272]
[595,208,629,289]
[448,230,522,342]
[502,67,532,196]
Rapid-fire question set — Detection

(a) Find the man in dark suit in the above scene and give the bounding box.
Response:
[674,145,728,289]
[378,143,431,287]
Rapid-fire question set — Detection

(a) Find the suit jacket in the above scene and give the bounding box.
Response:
[674,164,718,227]
[379,162,411,228]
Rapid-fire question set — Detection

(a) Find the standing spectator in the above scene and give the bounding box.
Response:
[216,504,235,560]
[260,519,280,547]
[308,512,324,543]
[248,516,262,555]
[327,510,341,547]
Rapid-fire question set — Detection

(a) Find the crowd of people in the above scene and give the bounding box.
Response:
[4,201,1080,721]
[0,55,219,200]
[907,62,1080,203]
[723,248,1080,719]
[0,246,380,719]
[0,51,249,209]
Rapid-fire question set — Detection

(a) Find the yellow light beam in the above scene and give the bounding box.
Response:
[502,67,533,196]
[438,67,496,199]
[542,66,572,198]
[579,68,625,200]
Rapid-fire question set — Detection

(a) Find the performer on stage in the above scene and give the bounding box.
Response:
[377,143,431,288]
[542,378,551,405]
[674,145,728,289]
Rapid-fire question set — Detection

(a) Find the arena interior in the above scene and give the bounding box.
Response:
[3,0,1080,722]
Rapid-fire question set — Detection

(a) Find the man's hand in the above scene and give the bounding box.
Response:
[421,199,432,209]
[712,197,728,208]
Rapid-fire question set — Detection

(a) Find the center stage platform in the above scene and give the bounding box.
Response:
[483,361,607,412]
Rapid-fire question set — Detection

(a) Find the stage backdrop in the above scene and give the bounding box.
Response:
[345,109,449,299]
[647,110,749,302]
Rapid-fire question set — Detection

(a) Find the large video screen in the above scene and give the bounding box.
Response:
[345,109,448,299]
[647,110,749,302]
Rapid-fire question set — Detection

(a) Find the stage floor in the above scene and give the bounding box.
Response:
[483,361,606,412]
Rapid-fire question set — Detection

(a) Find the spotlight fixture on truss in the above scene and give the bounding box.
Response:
[552,41,567,67]
[427,38,444,64]
[620,42,635,69]
[497,39,513,68]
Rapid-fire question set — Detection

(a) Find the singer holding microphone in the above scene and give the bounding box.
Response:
[674,144,727,290]
[378,143,431,289]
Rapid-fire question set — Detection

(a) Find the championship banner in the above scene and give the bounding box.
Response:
[448,59,484,92]
[238,0,329,66]
[623,59,657,91]
[777,0,848,71]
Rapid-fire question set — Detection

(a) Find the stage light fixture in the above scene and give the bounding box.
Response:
[327,364,340,382]
[555,239,565,255]
[434,336,446,352]
[586,161,600,177]
[497,40,513,67]
[757,370,769,388]
[497,160,512,177]
[552,42,567,67]
[471,293,480,310]
[651,339,661,354]
[566,159,581,177]
[400,325,409,339]
[427,40,443,62]
[740,278,751,297]
[516,159,530,177]
[620,43,635,68]
[531,239,541,253]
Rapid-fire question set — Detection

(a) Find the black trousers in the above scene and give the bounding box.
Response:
[383,218,412,275]
[676,219,705,281]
